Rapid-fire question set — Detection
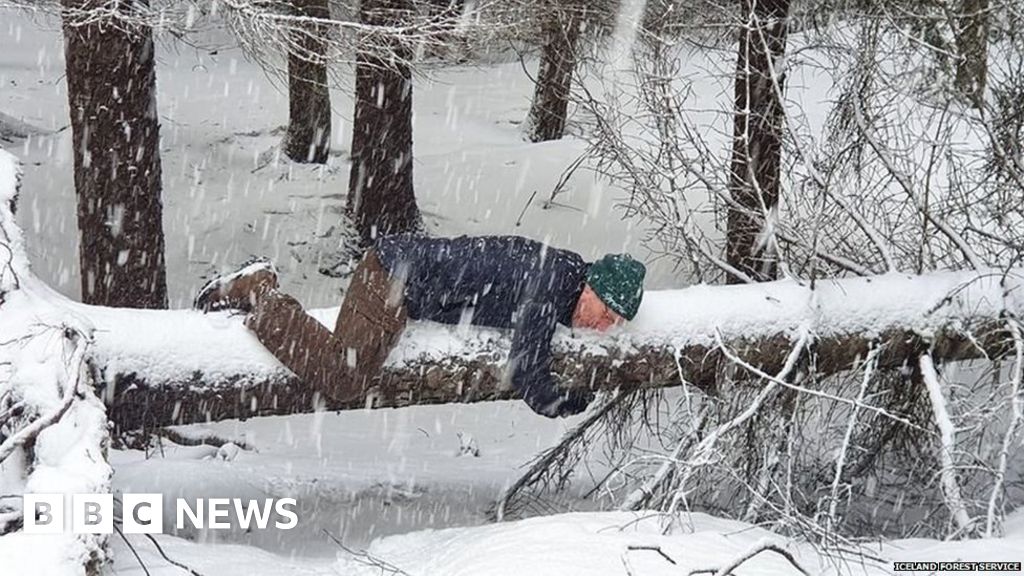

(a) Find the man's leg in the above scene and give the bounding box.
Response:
[195,251,406,402]
[243,291,359,403]
[195,258,361,403]
[333,249,408,388]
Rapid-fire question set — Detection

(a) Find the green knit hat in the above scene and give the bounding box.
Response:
[586,254,646,320]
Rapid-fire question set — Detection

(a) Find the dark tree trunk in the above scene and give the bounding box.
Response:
[526,6,581,143]
[346,0,420,245]
[61,0,168,308]
[953,0,988,106]
[726,0,790,284]
[283,0,332,164]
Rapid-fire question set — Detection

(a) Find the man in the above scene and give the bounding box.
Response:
[195,234,646,417]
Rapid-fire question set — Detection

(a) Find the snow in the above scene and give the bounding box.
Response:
[110,401,577,554]
[350,512,814,576]
[2,136,111,576]
[0,293,111,575]
[100,509,1024,575]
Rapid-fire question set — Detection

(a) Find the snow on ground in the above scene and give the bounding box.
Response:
[104,509,1024,575]
[112,401,580,555]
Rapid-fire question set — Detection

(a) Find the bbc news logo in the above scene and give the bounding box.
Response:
[22,494,298,534]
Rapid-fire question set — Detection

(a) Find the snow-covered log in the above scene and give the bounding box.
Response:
[86,266,1023,430]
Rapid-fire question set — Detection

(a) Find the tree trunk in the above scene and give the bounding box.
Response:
[347,0,420,245]
[98,305,1016,430]
[61,0,168,309]
[953,0,988,106]
[725,0,790,284]
[526,6,581,143]
[282,0,332,164]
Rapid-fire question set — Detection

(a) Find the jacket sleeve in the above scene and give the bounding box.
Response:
[509,300,593,418]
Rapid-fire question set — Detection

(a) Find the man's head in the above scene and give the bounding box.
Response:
[572,253,646,332]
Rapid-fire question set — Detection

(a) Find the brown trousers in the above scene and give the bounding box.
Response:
[245,249,407,403]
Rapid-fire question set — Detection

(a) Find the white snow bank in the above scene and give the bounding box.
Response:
[0,533,105,576]
[105,510,1024,576]
[355,512,816,576]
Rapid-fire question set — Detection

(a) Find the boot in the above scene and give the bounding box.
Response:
[194,258,280,312]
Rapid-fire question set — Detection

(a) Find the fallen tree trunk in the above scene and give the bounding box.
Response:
[76,269,1022,430]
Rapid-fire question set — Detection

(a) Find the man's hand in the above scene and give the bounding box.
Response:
[509,300,594,418]
[549,387,595,417]
[523,384,594,418]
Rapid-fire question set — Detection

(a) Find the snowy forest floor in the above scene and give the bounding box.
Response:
[3,7,1024,576]
[100,510,1024,576]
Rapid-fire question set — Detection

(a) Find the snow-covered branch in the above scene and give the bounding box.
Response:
[985,318,1024,536]
[920,352,973,534]
[0,148,112,575]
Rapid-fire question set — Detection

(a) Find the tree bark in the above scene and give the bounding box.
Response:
[103,323,1012,431]
[347,0,420,245]
[726,0,790,284]
[61,0,168,308]
[282,0,332,164]
[952,0,988,106]
[526,6,582,143]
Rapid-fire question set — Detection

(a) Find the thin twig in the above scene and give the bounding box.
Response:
[826,347,879,530]
[515,189,538,227]
[985,318,1023,536]
[626,544,677,564]
[717,331,928,433]
[323,528,414,576]
[142,533,206,576]
[666,329,811,518]
[114,523,152,576]
[688,540,811,576]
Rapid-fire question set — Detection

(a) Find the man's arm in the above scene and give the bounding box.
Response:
[509,301,593,417]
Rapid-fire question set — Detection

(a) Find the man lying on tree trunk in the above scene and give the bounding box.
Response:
[194,234,646,417]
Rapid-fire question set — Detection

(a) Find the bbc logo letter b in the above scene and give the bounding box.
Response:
[23,494,64,534]
[72,494,113,534]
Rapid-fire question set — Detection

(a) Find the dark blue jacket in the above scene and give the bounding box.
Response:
[374,234,593,416]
